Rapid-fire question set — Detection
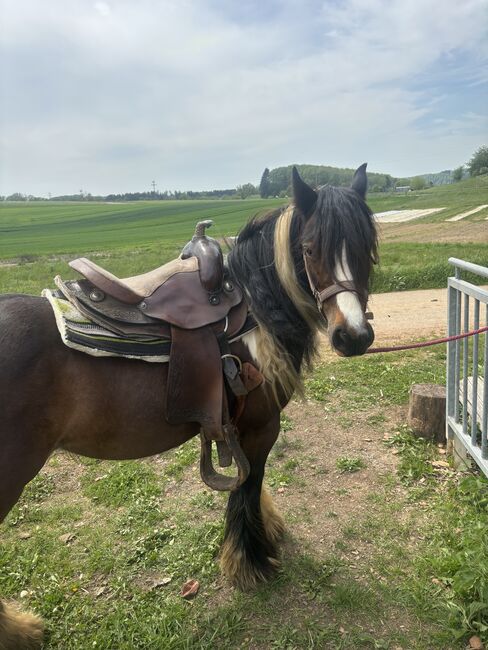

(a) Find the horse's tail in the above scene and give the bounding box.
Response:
[0,600,44,650]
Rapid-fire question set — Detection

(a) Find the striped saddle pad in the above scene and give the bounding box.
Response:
[42,288,257,363]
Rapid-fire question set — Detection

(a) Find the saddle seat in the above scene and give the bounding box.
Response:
[68,221,242,330]
[69,255,198,304]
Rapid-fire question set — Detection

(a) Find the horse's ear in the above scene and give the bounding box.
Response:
[351,163,368,199]
[292,166,317,217]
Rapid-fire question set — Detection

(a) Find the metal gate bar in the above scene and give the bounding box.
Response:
[447,258,488,476]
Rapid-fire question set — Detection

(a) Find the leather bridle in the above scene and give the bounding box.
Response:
[303,252,371,317]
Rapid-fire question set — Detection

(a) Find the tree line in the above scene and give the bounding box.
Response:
[399,145,488,191]
[3,146,486,202]
[259,164,395,198]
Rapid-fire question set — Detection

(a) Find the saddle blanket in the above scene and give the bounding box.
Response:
[42,289,257,363]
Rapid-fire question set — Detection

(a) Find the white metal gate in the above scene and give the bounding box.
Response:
[447,258,488,475]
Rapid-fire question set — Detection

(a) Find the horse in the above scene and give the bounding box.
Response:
[0,165,377,649]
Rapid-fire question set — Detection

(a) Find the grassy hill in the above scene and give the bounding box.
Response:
[367,173,488,220]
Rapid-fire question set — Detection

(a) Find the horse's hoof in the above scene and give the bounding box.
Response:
[220,534,281,591]
[0,600,44,650]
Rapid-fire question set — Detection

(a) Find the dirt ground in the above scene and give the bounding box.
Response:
[297,288,448,542]
[379,220,488,243]
[366,286,449,344]
[355,285,487,346]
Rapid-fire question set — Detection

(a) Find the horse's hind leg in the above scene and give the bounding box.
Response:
[0,434,51,650]
[220,416,285,590]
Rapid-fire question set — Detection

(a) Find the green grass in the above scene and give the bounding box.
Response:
[335,456,366,473]
[0,198,283,258]
[1,176,487,296]
[367,174,488,221]
[2,344,487,648]
[81,461,161,508]
[372,242,488,292]
[305,346,446,409]
[371,430,488,645]
[2,176,488,647]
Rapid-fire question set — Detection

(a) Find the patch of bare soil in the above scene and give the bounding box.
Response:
[367,285,487,345]
[367,287,449,344]
[379,220,488,244]
[276,400,404,554]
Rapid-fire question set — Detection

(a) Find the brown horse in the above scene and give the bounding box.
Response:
[0,166,377,649]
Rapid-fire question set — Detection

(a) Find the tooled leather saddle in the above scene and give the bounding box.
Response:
[55,221,262,491]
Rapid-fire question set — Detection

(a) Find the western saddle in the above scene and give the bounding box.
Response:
[56,221,262,491]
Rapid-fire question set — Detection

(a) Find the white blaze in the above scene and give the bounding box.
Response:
[334,246,365,332]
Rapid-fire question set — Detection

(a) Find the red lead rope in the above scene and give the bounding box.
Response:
[366,325,488,354]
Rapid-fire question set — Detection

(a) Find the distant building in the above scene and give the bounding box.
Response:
[395,186,411,193]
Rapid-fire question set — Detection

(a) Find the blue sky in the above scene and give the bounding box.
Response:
[1,0,487,196]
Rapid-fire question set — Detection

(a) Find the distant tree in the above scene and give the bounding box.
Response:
[452,166,464,182]
[6,192,26,201]
[237,183,257,199]
[410,177,426,190]
[468,145,488,176]
[259,168,271,198]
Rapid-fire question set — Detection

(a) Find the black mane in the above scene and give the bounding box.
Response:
[227,185,378,372]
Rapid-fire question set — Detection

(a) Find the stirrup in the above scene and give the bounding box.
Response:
[199,425,250,491]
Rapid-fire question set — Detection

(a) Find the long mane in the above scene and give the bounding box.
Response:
[227,186,377,399]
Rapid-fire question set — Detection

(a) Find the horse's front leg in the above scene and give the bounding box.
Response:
[220,415,285,590]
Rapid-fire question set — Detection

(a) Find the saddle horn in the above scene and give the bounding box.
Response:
[181,220,224,296]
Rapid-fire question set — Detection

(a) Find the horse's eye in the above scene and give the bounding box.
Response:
[304,246,313,257]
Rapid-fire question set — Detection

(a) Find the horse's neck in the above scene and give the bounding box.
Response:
[229,220,313,375]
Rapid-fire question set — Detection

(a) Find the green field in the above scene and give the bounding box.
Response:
[368,174,488,220]
[0,199,283,258]
[0,175,487,295]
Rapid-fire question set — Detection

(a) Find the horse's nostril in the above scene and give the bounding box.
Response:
[332,327,351,351]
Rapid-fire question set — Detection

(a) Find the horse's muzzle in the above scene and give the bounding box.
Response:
[331,322,374,357]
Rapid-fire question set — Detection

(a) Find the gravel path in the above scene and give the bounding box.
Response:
[368,286,488,345]
[368,287,449,344]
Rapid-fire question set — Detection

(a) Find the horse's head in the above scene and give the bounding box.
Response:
[293,165,377,357]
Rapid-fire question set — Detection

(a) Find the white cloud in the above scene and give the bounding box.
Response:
[94,2,111,17]
[0,0,487,194]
